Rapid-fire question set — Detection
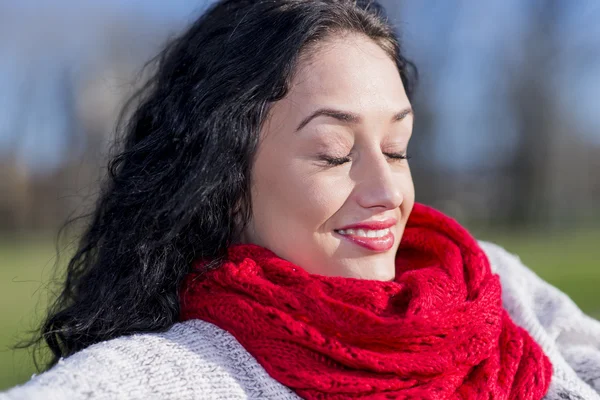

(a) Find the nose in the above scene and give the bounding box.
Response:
[353,151,403,211]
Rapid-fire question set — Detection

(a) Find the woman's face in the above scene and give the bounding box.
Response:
[242,33,415,281]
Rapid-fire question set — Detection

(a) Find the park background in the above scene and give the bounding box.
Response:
[1,0,599,390]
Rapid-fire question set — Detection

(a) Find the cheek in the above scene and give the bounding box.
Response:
[399,169,415,216]
[252,156,351,232]
[294,171,353,228]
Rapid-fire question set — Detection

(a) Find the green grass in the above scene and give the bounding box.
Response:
[0,230,599,391]
[0,236,60,391]
[476,227,600,319]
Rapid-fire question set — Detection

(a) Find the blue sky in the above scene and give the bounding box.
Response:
[1,0,599,173]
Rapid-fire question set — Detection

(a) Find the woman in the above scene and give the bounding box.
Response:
[2,0,599,399]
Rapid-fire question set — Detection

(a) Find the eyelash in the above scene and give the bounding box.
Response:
[319,152,411,166]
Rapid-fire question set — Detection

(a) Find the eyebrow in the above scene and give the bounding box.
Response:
[295,107,413,132]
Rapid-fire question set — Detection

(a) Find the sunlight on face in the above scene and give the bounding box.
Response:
[242,33,415,281]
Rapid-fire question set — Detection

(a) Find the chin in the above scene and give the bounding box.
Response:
[343,265,395,281]
[366,270,396,282]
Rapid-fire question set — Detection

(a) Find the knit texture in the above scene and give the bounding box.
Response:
[2,247,600,399]
[179,203,551,399]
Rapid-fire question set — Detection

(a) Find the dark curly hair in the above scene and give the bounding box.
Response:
[34,0,417,368]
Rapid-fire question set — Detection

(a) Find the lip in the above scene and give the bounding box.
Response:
[334,218,397,252]
[336,218,397,231]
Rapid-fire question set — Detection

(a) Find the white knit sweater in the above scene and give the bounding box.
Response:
[2,241,599,400]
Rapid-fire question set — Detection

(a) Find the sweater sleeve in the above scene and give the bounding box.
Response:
[0,335,169,400]
[0,320,300,400]
[480,241,600,399]
[0,328,220,400]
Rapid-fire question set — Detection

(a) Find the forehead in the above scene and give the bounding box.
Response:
[287,34,409,111]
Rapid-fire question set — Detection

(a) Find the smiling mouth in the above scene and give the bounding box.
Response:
[336,228,390,238]
[334,228,395,252]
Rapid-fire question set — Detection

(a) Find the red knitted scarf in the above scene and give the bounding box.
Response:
[179,203,552,399]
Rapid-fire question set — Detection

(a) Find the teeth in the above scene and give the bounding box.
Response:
[337,228,390,238]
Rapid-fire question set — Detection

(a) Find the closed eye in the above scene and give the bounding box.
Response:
[318,152,410,167]
[384,152,411,161]
[318,154,351,166]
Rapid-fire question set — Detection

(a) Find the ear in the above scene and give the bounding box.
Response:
[230,197,250,244]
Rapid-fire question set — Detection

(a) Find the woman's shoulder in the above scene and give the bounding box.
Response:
[479,240,600,399]
[478,240,594,329]
[0,319,298,400]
